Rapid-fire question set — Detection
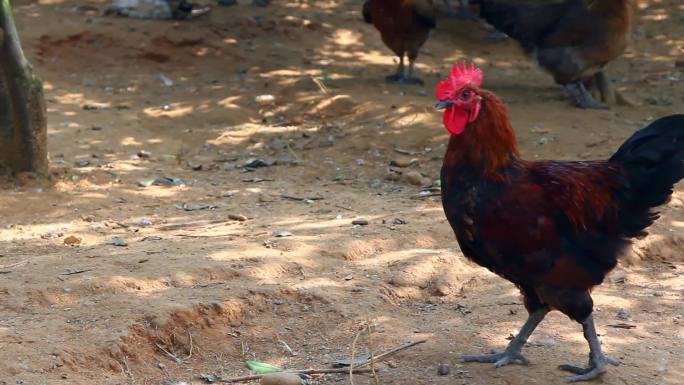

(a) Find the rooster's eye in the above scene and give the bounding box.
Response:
[460,90,472,100]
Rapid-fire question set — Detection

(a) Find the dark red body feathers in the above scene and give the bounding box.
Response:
[441,93,684,321]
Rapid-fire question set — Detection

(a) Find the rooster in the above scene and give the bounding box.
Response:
[479,0,632,109]
[436,63,684,382]
[363,0,436,84]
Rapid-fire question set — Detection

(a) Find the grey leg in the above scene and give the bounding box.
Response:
[558,315,619,382]
[594,71,616,104]
[386,56,406,83]
[404,59,424,85]
[564,80,609,109]
[463,308,549,368]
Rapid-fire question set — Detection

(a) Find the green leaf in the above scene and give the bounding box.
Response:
[245,360,283,374]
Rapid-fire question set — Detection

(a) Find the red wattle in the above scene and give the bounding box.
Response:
[443,107,469,136]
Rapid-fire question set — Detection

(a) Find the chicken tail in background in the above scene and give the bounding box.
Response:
[609,115,684,237]
[478,0,632,109]
[478,0,528,45]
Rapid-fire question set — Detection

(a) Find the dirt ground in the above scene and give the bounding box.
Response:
[1,0,683,384]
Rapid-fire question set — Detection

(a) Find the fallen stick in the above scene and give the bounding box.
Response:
[354,339,427,368]
[202,367,373,383]
[201,339,427,383]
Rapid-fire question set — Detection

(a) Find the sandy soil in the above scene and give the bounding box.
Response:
[1,0,683,384]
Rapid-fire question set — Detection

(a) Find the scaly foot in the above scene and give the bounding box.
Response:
[565,81,609,109]
[463,348,530,368]
[559,355,619,382]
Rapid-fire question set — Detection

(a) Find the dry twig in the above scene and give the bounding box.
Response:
[365,317,380,385]
[349,325,364,385]
[201,367,373,383]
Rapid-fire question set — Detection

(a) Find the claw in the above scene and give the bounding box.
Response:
[559,355,618,382]
[462,349,530,368]
[566,366,607,383]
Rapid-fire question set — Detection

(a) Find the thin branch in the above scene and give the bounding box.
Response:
[355,339,427,368]
[202,367,373,383]
[349,326,364,385]
[366,317,380,385]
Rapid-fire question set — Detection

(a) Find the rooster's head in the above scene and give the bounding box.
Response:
[435,62,484,136]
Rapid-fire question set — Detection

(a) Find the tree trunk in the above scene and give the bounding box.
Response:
[0,0,48,176]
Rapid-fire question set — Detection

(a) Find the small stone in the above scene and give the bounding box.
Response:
[229,214,248,221]
[404,171,423,186]
[158,73,174,87]
[255,94,275,105]
[272,230,292,237]
[653,291,665,297]
[260,372,302,385]
[384,171,401,181]
[187,160,202,171]
[344,274,354,281]
[437,363,450,376]
[137,150,152,159]
[352,219,369,226]
[63,235,82,245]
[390,157,419,168]
[137,178,156,187]
[368,179,382,188]
[41,231,64,239]
[110,238,128,247]
[75,159,91,167]
[137,219,153,226]
[616,308,630,321]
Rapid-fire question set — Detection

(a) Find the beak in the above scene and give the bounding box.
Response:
[435,100,453,110]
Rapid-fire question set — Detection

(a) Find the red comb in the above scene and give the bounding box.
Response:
[435,62,483,100]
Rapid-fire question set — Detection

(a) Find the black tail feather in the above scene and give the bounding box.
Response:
[610,114,684,237]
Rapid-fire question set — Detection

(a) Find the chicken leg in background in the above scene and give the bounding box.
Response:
[479,0,632,109]
[435,62,684,381]
[362,0,436,85]
[442,0,476,19]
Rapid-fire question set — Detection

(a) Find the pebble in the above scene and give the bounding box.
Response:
[616,308,631,321]
[390,157,418,168]
[187,160,203,171]
[134,150,151,159]
[63,235,82,245]
[352,219,369,226]
[110,238,128,247]
[260,372,302,385]
[272,230,292,237]
[437,363,450,376]
[229,214,248,221]
[404,171,423,186]
[255,94,275,105]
